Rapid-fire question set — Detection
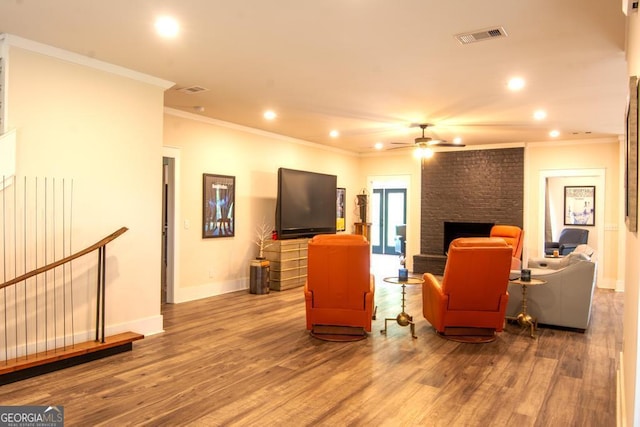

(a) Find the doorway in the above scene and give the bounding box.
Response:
[539,168,606,288]
[371,188,406,255]
[161,155,176,304]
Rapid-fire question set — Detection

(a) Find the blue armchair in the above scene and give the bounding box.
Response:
[544,228,589,256]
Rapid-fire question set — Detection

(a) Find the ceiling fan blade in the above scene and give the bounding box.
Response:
[387,145,415,151]
[429,141,466,147]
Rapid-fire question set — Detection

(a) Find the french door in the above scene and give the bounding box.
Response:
[371,188,406,254]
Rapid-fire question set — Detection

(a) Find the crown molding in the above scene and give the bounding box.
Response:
[0,33,174,89]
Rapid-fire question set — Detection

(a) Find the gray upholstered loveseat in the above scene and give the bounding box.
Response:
[507,245,597,331]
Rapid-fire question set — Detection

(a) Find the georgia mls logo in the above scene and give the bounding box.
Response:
[44,406,63,418]
[0,405,64,426]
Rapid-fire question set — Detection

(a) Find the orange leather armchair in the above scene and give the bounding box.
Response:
[422,237,513,341]
[304,234,375,339]
[490,225,524,269]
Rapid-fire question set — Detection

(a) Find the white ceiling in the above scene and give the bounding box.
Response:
[0,0,630,154]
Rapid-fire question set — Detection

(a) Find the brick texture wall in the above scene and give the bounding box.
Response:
[413,147,524,273]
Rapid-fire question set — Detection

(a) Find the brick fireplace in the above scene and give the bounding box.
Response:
[413,147,524,274]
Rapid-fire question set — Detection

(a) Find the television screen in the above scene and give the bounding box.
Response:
[276,168,337,239]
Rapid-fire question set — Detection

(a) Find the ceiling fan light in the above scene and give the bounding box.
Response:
[423,147,434,159]
[413,146,434,159]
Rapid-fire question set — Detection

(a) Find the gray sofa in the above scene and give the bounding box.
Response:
[507,245,597,331]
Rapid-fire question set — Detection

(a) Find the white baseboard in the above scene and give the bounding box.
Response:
[598,277,618,290]
[108,314,164,337]
[618,351,626,427]
[172,277,248,304]
[0,314,164,361]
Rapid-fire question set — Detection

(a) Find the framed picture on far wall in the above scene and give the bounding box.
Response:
[336,187,346,231]
[626,75,639,232]
[203,173,235,238]
[564,185,595,226]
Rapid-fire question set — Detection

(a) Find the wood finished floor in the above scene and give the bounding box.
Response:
[0,256,623,426]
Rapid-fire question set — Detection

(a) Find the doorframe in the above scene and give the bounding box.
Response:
[538,168,605,287]
[162,146,181,303]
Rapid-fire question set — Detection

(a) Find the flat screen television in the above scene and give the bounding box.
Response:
[276,167,337,239]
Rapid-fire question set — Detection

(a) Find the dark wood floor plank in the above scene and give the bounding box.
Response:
[0,263,621,426]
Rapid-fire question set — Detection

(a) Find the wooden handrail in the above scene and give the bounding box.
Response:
[0,227,128,291]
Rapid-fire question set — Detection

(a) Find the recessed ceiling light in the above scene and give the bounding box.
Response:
[329,130,340,138]
[374,142,384,150]
[263,110,277,120]
[155,16,180,38]
[533,110,547,120]
[549,130,560,138]
[507,77,525,91]
[453,137,463,145]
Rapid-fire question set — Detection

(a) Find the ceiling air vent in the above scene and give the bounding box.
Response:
[455,27,508,45]
[177,85,210,94]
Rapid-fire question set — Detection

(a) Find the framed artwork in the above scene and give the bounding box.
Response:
[203,173,235,238]
[336,187,346,232]
[626,75,638,232]
[564,186,595,226]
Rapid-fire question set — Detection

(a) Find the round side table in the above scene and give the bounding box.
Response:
[508,277,547,338]
[381,276,424,339]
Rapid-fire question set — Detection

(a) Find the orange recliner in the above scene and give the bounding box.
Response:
[304,234,375,340]
[490,225,524,269]
[422,237,513,342]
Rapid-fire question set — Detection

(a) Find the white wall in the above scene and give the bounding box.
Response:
[162,109,364,302]
[3,39,170,342]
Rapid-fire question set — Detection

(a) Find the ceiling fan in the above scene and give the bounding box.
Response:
[389,123,466,150]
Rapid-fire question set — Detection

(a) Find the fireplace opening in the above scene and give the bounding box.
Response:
[443,221,494,254]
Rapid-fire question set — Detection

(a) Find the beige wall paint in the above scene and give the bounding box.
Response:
[162,109,364,302]
[359,153,422,270]
[624,8,640,427]
[525,139,619,288]
[1,33,631,413]
[5,45,168,339]
[360,142,622,281]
